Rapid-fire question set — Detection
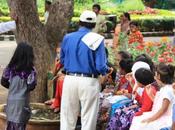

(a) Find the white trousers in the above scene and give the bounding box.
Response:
[60,75,101,130]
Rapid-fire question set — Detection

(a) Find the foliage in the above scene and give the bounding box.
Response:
[114,0,145,12]
[132,19,175,32]
[69,14,175,33]
[127,38,175,64]
[130,9,175,32]
[153,0,175,9]
[0,0,175,33]
[0,16,11,22]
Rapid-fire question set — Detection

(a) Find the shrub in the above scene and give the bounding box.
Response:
[134,19,174,32]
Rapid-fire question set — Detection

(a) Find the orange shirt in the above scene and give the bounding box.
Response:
[129,31,143,44]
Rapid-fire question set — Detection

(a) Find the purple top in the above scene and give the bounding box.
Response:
[2,66,37,89]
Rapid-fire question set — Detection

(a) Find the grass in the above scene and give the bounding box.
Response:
[0,0,175,22]
[131,9,175,20]
[0,0,145,17]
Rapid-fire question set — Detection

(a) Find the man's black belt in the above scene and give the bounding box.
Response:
[66,72,98,78]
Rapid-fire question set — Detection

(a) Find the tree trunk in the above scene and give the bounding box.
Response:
[8,0,73,102]
[45,0,74,50]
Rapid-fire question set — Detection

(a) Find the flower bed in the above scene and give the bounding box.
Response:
[127,37,175,64]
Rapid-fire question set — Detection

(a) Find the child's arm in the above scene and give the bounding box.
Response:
[172,104,175,130]
[53,60,63,76]
[27,69,37,91]
[142,98,170,123]
[1,67,10,88]
[173,122,175,130]
[1,77,9,88]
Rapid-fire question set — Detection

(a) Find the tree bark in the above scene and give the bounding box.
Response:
[8,0,73,102]
[45,0,74,51]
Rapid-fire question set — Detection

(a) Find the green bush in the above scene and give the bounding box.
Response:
[115,0,145,12]
[0,16,11,22]
[131,12,175,32]
[70,16,175,33]
[134,19,174,32]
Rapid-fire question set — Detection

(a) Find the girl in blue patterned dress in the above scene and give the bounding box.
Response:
[1,42,37,130]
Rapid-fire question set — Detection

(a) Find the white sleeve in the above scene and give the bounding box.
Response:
[44,11,49,24]
[162,86,174,101]
[0,21,16,34]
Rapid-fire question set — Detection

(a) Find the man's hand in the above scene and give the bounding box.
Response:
[108,67,113,75]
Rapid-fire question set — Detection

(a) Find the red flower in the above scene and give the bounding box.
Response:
[167,58,173,63]
[158,57,165,63]
[150,52,155,57]
[136,45,144,50]
[163,51,169,55]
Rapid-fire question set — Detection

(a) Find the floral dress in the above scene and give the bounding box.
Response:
[106,86,157,130]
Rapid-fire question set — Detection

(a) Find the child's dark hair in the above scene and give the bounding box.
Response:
[123,12,131,21]
[119,59,133,73]
[156,63,175,84]
[130,21,139,27]
[8,42,34,73]
[118,51,132,60]
[92,4,101,11]
[135,68,154,86]
[135,54,155,73]
[79,21,96,29]
[45,0,52,5]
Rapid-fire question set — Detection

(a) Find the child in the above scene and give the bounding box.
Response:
[135,53,155,74]
[160,83,175,130]
[1,42,37,130]
[97,66,117,126]
[106,68,156,130]
[116,51,132,65]
[45,47,62,105]
[45,48,64,113]
[115,50,132,76]
[115,58,133,94]
[50,73,65,113]
[128,21,143,45]
[130,63,175,130]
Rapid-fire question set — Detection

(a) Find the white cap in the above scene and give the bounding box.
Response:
[80,10,96,23]
[132,61,150,77]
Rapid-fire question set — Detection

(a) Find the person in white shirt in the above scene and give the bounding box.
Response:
[0,21,16,34]
[0,0,51,34]
[44,0,52,24]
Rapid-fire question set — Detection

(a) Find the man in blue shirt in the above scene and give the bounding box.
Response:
[60,10,112,130]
